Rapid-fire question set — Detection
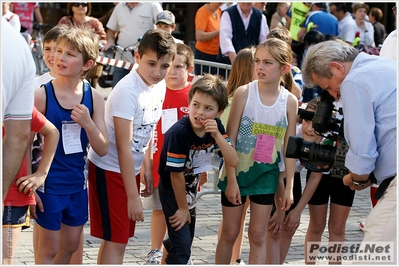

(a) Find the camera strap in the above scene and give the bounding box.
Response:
[374,175,396,200]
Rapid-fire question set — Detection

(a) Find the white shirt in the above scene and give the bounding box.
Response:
[106,2,163,62]
[379,29,397,62]
[219,4,269,55]
[338,12,358,44]
[35,72,56,90]
[356,21,374,46]
[2,10,21,31]
[88,69,166,174]
[2,19,35,121]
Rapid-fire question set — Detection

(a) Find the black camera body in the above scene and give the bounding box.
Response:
[286,91,349,178]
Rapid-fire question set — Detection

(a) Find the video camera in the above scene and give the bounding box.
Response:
[286,91,349,178]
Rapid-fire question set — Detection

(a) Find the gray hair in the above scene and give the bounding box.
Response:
[301,40,359,88]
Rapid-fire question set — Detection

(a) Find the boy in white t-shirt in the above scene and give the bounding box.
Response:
[87,29,177,264]
[34,25,66,89]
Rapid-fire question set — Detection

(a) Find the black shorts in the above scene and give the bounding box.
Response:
[306,170,355,207]
[2,205,30,228]
[221,191,274,207]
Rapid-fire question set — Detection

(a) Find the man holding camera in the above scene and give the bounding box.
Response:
[301,40,397,264]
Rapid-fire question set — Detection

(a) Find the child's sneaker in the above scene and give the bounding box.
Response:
[231,259,246,265]
[145,249,163,265]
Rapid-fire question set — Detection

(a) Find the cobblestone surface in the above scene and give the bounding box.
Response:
[13,168,370,265]
[12,85,371,265]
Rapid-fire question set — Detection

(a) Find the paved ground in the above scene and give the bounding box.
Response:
[12,85,372,265]
[13,170,370,265]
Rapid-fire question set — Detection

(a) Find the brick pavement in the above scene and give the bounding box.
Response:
[12,86,371,265]
[13,168,370,265]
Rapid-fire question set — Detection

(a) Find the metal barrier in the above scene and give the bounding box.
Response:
[193,59,232,81]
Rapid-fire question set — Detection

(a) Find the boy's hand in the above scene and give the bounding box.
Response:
[169,208,190,231]
[127,196,144,222]
[16,171,46,197]
[225,182,241,205]
[201,119,220,138]
[140,172,154,197]
[31,191,44,219]
[71,104,92,129]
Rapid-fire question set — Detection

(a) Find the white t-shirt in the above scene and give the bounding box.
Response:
[338,13,358,44]
[35,72,55,90]
[357,21,374,46]
[2,19,35,121]
[88,69,166,174]
[380,29,397,62]
[3,10,21,31]
[106,2,163,62]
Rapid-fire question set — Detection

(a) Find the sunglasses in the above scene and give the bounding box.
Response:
[72,3,87,7]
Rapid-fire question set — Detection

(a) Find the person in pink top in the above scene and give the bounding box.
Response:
[10,2,43,34]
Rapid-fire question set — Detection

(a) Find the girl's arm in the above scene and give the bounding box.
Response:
[281,93,299,210]
[223,85,248,205]
[169,171,191,231]
[75,89,109,156]
[114,117,143,222]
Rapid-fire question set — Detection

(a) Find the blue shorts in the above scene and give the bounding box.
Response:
[2,205,30,228]
[35,189,88,231]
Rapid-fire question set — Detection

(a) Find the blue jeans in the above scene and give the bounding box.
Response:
[112,67,130,88]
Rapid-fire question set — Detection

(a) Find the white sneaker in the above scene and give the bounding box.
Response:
[187,258,194,265]
[231,259,246,265]
[145,249,163,265]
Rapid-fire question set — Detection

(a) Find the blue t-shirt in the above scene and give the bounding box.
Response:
[302,10,339,37]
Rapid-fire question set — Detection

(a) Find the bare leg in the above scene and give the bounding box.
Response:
[35,223,60,264]
[279,227,297,263]
[54,224,84,264]
[327,203,351,265]
[150,209,167,250]
[304,204,328,264]
[215,204,245,264]
[247,202,272,264]
[2,227,22,264]
[69,227,85,264]
[97,240,127,264]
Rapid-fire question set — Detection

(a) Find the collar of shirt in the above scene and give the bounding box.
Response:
[236,4,253,29]
[125,2,140,12]
[237,4,253,19]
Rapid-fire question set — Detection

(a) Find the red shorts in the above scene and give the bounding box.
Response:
[88,160,140,244]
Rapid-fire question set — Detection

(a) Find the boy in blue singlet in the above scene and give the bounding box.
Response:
[33,26,109,264]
